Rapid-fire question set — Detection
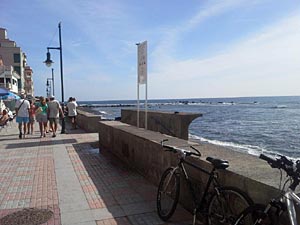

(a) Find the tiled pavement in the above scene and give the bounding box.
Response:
[0,121,192,225]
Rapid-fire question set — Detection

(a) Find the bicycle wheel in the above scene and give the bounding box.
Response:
[157,167,180,221]
[233,204,272,225]
[207,186,253,225]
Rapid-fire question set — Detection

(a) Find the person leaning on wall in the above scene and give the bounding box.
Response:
[66,97,78,129]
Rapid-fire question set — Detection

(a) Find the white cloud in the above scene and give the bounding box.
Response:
[151,0,248,66]
[149,13,300,98]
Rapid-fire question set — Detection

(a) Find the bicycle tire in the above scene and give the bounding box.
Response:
[157,167,180,221]
[233,204,272,225]
[207,186,253,225]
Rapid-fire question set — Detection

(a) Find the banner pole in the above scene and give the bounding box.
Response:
[145,81,148,130]
[145,41,148,130]
[136,43,140,128]
[137,84,140,128]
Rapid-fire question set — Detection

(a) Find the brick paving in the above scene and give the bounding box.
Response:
[0,121,192,225]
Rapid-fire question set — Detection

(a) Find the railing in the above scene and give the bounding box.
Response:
[0,83,12,89]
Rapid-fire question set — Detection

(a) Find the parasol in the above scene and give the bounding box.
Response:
[0,88,20,100]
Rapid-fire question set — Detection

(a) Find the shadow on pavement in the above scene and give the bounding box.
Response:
[5,138,78,149]
[67,142,191,225]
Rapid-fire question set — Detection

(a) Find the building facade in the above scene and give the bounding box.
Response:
[0,28,34,96]
[24,66,34,97]
[0,59,20,93]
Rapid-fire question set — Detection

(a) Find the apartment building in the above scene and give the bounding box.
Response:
[0,27,33,96]
[0,58,20,93]
[24,66,34,97]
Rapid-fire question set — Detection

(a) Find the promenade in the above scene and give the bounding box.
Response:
[0,121,192,225]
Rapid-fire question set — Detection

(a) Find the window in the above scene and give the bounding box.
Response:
[18,79,22,89]
[14,53,20,63]
[14,66,21,75]
[6,78,11,83]
[0,78,4,83]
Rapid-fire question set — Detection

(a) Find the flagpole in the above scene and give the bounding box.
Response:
[145,42,148,130]
[145,79,148,130]
[136,43,140,128]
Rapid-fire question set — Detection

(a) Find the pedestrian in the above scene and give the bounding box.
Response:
[15,94,30,139]
[35,96,48,138]
[66,97,78,129]
[27,99,36,135]
[45,97,50,133]
[47,95,64,137]
[0,109,9,126]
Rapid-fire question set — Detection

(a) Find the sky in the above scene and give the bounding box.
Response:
[1,0,300,101]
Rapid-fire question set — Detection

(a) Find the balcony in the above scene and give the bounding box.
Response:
[0,83,12,89]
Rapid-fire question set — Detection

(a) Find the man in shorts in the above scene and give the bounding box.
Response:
[66,97,78,129]
[47,95,64,137]
[15,94,30,139]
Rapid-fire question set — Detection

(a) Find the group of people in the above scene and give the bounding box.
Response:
[14,94,78,139]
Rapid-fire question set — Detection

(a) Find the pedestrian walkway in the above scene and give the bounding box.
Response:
[0,121,192,225]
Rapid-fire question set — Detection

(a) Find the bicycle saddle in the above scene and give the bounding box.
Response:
[206,157,229,169]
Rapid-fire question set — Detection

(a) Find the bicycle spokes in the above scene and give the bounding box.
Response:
[157,170,180,219]
[209,190,251,225]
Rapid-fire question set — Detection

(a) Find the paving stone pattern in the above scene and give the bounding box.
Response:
[0,130,60,224]
[0,121,192,225]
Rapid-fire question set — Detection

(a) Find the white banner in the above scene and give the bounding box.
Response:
[138,41,147,84]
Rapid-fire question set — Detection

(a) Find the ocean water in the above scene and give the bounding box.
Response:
[78,96,300,159]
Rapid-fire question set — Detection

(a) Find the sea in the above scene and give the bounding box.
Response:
[78,96,300,160]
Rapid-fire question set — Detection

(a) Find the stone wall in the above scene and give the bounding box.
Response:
[98,120,285,212]
[121,109,202,140]
[77,109,298,222]
[76,108,102,133]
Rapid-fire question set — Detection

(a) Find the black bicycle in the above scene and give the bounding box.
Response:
[233,153,300,225]
[157,139,253,225]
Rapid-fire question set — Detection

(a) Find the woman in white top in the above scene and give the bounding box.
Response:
[15,94,30,139]
[66,97,78,129]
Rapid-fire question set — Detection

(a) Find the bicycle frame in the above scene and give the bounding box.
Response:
[177,156,219,212]
[260,189,300,225]
[285,189,300,225]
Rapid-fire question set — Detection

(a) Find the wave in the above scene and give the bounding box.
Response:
[79,103,136,107]
[79,101,260,108]
[99,111,108,114]
[189,134,276,157]
[271,105,288,109]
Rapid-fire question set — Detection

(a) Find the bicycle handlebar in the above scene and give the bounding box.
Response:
[259,154,297,177]
[259,154,279,168]
[161,139,201,157]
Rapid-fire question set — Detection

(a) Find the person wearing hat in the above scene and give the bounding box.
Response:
[15,94,30,139]
[47,95,64,137]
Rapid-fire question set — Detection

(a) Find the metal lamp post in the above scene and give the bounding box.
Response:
[46,78,52,96]
[51,68,55,96]
[46,76,54,97]
[43,22,65,134]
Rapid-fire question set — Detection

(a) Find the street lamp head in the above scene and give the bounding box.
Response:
[44,52,54,67]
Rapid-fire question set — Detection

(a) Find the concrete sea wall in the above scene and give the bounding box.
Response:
[98,121,279,204]
[121,109,201,140]
[76,108,299,222]
[76,108,102,133]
